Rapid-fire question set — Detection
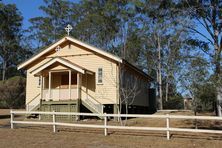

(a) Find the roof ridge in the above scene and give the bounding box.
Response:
[66,36,122,61]
[18,36,122,70]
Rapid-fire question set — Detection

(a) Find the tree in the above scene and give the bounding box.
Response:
[179,54,210,114]
[0,2,28,81]
[134,0,191,109]
[194,81,216,112]
[71,0,125,51]
[29,0,72,48]
[178,0,222,116]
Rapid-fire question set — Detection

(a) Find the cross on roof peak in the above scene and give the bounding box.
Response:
[65,24,73,36]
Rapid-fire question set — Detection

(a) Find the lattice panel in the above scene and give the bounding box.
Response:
[40,103,77,122]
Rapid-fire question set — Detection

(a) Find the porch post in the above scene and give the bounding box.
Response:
[80,74,82,98]
[42,76,45,101]
[86,73,88,97]
[76,73,81,119]
[40,75,43,99]
[43,76,45,90]
[77,73,79,99]
[69,70,71,100]
[49,71,51,100]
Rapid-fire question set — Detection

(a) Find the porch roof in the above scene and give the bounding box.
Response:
[31,57,91,75]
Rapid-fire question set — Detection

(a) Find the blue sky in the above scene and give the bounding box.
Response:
[2,0,80,29]
[2,0,45,29]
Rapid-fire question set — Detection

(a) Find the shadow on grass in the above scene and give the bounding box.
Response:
[0,115,22,119]
[0,115,10,119]
[181,119,222,130]
[171,132,222,141]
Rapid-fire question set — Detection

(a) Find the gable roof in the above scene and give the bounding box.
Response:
[18,35,153,80]
[31,57,85,75]
[17,36,122,70]
[123,60,153,81]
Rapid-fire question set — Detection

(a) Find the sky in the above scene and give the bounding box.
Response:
[2,0,45,29]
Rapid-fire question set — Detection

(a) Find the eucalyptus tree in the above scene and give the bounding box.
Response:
[179,55,210,114]
[178,0,222,115]
[0,2,24,81]
[29,0,72,48]
[134,0,191,109]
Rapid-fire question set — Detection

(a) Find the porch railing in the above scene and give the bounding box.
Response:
[43,88,77,101]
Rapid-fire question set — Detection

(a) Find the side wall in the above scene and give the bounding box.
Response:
[120,64,149,107]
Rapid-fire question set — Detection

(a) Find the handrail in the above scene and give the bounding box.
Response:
[26,93,41,111]
[81,89,104,114]
[43,87,78,90]
[81,89,103,105]
[26,93,40,105]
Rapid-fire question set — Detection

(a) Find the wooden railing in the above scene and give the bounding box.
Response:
[26,94,41,111]
[10,110,222,140]
[43,88,77,100]
[81,89,104,114]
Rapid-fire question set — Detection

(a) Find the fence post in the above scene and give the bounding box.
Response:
[104,113,107,136]
[166,114,170,140]
[38,113,41,120]
[53,111,56,133]
[10,109,14,129]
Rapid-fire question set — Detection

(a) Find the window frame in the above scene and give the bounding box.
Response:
[37,76,41,88]
[97,67,103,85]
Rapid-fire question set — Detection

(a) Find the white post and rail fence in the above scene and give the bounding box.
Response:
[10,110,222,140]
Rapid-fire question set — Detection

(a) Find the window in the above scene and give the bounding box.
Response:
[97,68,103,84]
[38,76,41,87]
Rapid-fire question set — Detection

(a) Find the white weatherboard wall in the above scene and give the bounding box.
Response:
[25,41,118,105]
[26,58,51,104]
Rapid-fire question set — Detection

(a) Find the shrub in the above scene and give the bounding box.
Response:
[163,95,184,109]
[0,76,26,109]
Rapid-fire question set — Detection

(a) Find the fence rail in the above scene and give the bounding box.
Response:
[10,110,222,140]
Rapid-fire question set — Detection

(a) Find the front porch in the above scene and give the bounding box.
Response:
[41,71,81,101]
[29,57,104,115]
